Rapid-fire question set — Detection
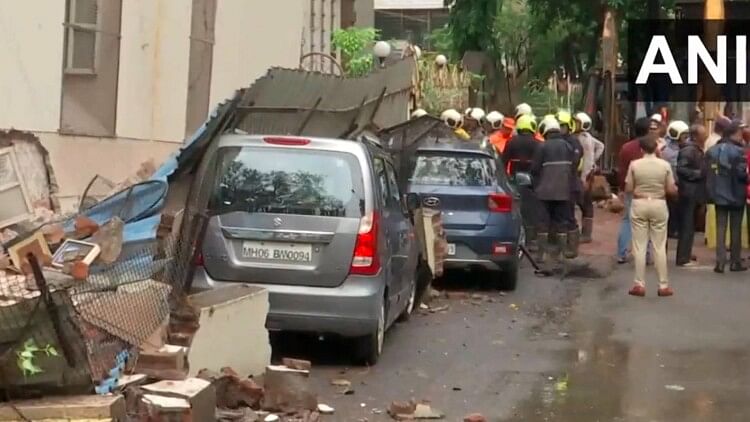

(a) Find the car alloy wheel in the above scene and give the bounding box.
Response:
[406,280,416,315]
[376,301,385,355]
[517,226,526,260]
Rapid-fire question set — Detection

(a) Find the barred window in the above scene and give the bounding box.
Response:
[64,0,99,74]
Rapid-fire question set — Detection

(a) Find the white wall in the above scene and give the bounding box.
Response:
[117,0,192,142]
[0,0,65,132]
[210,0,306,107]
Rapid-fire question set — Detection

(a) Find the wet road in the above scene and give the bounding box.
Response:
[273,261,750,421]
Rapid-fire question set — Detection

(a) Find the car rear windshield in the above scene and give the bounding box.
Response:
[209,146,364,217]
[410,153,497,186]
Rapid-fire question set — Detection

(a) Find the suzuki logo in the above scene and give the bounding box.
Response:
[273,217,283,227]
[423,197,440,208]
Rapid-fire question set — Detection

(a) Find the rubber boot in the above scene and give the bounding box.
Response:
[525,226,539,253]
[545,231,565,273]
[564,230,580,259]
[581,217,593,244]
[535,232,548,264]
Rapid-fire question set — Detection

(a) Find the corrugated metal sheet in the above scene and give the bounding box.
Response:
[235,59,415,137]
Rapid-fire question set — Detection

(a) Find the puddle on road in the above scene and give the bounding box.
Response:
[504,315,750,421]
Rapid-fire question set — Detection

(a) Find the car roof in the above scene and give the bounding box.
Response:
[415,138,494,157]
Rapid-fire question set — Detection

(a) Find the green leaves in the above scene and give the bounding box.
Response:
[331,27,380,77]
[16,339,58,377]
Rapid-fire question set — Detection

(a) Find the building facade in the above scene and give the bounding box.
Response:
[374,0,449,49]
[0,0,372,210]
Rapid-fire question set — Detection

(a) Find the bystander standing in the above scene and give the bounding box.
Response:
[625,135,677,297]
[706,120,749,273]
[675,124,708,266]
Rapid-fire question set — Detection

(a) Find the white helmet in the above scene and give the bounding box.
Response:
[515,103,533,119]
[667,120,689,140]
[575,112,593,132]
[540,116,560,136]
[485,111,505,130]
[650,113,663,123]
[441,109,463,129]
[465,107,486,122]
[411,109,428,119]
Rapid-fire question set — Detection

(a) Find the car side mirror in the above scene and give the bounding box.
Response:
[405,193,420,212]
[513,173,533,187]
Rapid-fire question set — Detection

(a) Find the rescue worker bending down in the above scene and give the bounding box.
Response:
[531,118,575,268]
[503,114,543,252]
[464,108,487,140]
[441,109,470,140]
[557,110,584,259]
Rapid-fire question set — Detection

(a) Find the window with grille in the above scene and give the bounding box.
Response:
[64,0,99,74]
[0,148,33,229]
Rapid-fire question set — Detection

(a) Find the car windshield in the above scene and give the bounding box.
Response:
[209,146,363,217]
[410,153,497,186]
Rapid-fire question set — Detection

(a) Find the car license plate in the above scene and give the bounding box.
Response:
[447,243,456,256]
[242,241,312,262]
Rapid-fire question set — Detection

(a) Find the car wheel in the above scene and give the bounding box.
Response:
[354,298,385,365]
[498,260,519,291]
[398,275,417,322]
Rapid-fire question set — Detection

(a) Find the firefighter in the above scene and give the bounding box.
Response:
[464,107,487,139]
[487,112,515,153]
[556,110,584,259]
[515,103,533,120]
[441,109,470,140]
[503,114,543,252]
[531,118,576,269]
[411,109,428,119]
[575,112,604,243]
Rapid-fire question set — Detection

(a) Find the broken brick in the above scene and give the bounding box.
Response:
[74,215,100,238]
[464,413,487,422]
[70,261,89,281]
[389,400,417,417]
[261,365,316,413]
[281,358,312,371]
[90,217,123,264]
[214,374,264,409]
[41,223,65,245]
[134,345,188,380]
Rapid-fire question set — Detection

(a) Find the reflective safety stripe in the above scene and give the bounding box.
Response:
[542,161,572,166]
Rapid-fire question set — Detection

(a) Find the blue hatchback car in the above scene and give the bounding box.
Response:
[407,139,523,289]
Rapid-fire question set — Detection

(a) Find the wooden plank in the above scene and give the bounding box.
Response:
[0,395,125,421]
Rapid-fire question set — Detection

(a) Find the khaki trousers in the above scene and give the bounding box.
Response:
[631,198,669,288]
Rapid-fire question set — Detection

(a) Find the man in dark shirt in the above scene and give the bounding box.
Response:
[617,117,654,263]
[675,124,708,266]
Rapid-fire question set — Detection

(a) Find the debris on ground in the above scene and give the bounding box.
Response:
[388,400,444,420]
[282,357,312,371]
[464,413,487,422]
[317,403,335,414]
[331,378,353,394]
[261,365,317,413]
[665,384,686,391]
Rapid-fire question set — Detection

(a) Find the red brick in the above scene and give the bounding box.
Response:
[74,215,100,238]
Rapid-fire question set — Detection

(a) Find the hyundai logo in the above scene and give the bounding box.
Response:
[273,217,283,227]
[423,197,440,208]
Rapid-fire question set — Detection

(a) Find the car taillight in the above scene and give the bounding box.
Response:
[263,136,311,146]
[194,252,204,267]
[488,193,512,213]
[350,212,380,276]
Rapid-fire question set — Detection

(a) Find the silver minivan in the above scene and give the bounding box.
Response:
[192,134,420,364]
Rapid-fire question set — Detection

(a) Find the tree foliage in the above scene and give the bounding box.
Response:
[437,0,676,80]
[331,27,379,77]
